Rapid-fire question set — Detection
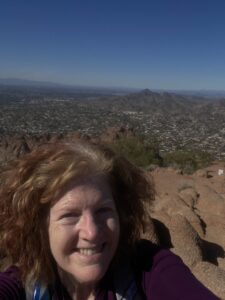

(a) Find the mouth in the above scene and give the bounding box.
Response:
[76,243,105,256]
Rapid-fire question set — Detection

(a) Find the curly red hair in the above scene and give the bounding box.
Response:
[0,141,154,284]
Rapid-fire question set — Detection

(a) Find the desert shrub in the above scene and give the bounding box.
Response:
[107,136,212,172]
[107,136,162,168]
[163,150,212,174]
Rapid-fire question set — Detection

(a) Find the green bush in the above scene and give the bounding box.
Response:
[163,150,212,174]
[107,135,212,173]
[107,136,162,168]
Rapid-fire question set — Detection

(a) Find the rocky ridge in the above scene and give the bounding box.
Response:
[148,163,225,298]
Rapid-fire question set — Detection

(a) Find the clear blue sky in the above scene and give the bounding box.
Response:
[0,0,225,90]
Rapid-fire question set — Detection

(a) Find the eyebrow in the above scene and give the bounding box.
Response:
[58,198,114,211]
[55,203,82,213]
[100,199,115,206]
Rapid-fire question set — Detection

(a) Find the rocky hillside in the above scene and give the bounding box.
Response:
[147,163,225,299]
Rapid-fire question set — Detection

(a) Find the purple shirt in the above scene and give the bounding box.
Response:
[0,241,219,299]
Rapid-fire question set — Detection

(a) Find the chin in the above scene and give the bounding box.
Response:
[71,264,107,285]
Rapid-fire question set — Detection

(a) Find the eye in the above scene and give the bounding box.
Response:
[96,207,114,215]
[59,212,80,223]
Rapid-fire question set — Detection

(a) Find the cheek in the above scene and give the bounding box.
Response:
[48,223,76,255]
[48,224,61,253]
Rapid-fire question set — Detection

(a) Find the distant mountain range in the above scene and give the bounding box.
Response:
[0,78,64,88]
[0,78,139,95]
[0,78,225,98]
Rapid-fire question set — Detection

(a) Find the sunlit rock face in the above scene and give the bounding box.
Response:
[148,163,225,299]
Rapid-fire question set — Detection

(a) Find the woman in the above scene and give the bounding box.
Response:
[0,141,219,299]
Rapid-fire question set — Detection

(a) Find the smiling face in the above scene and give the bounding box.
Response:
[48,175,120,287]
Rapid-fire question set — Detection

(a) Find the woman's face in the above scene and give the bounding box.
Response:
[48,176,120,286]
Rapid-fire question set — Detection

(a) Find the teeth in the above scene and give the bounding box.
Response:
[79,247,100,256]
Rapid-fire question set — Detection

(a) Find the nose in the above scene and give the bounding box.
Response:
[78,211,101,241]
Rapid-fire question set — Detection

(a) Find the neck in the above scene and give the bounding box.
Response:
[58,270,96,300]
[76,286,96,300]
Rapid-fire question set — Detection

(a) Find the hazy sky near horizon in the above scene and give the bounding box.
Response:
[1,0,225,90]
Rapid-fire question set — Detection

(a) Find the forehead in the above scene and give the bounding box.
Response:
[53,176,113,209]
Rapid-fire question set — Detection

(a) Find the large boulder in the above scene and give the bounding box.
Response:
[195,185,225,216]
[153,194,205,237]
[167,215,203,268]
[200,213,225,250]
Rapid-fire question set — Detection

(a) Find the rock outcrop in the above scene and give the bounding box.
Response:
[150,163,225,299]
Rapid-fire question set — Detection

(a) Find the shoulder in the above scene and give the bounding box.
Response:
[134,239,178,270]
[134,239,219,300]
[0,266,26,300]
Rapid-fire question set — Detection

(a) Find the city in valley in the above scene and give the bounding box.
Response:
[1,83,225,160]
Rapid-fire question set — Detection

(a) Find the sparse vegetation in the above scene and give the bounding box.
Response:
[107,136,163,168]
[108,136,213,173]
[163,150,212,174]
